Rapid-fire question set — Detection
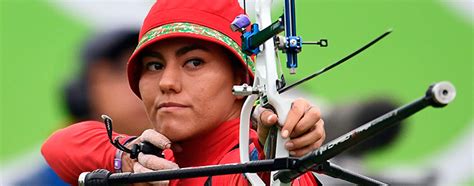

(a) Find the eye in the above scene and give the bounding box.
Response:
[145,62,164,71]
[184,58,204,69]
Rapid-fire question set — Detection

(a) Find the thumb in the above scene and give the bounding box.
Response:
[257,109,279,145]
[259,109,279,127]
[140,129,172,149]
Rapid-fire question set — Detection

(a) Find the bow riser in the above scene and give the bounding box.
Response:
[239,0,292,185]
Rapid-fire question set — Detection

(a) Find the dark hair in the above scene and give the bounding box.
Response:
[223,47,253,85]
[62,29,139,121]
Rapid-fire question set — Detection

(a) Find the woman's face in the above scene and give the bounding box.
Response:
[138,38,243,142]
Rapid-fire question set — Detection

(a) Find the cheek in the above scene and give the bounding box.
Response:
[193,75,236,117]
[138,75,158,114]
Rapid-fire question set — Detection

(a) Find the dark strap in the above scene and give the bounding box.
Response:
[203,144,240,186]
[204,176,212,186]
[229,144,240,151]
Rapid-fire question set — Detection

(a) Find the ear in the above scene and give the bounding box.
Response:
[232,68,247,100]
[233,77,245,100]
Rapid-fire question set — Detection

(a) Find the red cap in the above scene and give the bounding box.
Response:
[127,0,254,97]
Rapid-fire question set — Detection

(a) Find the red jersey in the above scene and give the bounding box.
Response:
[41,119,319,185]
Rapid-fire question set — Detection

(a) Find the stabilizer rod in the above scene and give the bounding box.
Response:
[79,158,297,186]
[274,81,456,183]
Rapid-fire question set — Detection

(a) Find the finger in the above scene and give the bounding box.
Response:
[133,163,170,186]
[131,182,152,186]
[289,140,324,157]
[281,98,309,138]
[138,153,179,170]
[289,123,325,157]
[140,129,172,149]
[151,182,170,186]
[259,109,278,127]
[290,106,321,138]
[286,119,325,150]
[133,161,152,173]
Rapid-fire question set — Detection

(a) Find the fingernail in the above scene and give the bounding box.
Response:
[289,151,296,156]
[285,142,294,149]
[282,130,289,138]
[165,143,171,149]
[266,115,272,123]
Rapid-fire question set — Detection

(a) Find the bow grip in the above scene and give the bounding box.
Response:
[130,141,164,159]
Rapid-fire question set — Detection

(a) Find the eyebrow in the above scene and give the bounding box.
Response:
[175,44,210,57]
[141,51,164,61]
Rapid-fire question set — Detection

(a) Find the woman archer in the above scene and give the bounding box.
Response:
[42,0,325,185]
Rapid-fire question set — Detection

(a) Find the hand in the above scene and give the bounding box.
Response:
[122,129,179,186]
[256,98,325,157]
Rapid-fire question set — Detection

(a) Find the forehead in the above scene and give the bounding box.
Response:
[142,37,223,55]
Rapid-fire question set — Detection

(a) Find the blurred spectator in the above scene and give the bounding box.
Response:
[14,28,151,185]
[324,98,404,157]
[62,28,151,136]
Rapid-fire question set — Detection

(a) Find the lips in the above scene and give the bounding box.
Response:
[157,102,189,110]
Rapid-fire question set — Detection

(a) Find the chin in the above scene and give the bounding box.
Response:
[163,131,191,142]
[154,122,188,141]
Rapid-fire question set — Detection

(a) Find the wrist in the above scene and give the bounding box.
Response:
[114,136,137,173]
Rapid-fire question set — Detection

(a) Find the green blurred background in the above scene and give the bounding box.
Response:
[1,0,472,184]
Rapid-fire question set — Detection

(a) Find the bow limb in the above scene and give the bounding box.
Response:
[240,94,266,185]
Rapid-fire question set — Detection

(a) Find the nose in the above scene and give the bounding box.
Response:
[158,64,182,94]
